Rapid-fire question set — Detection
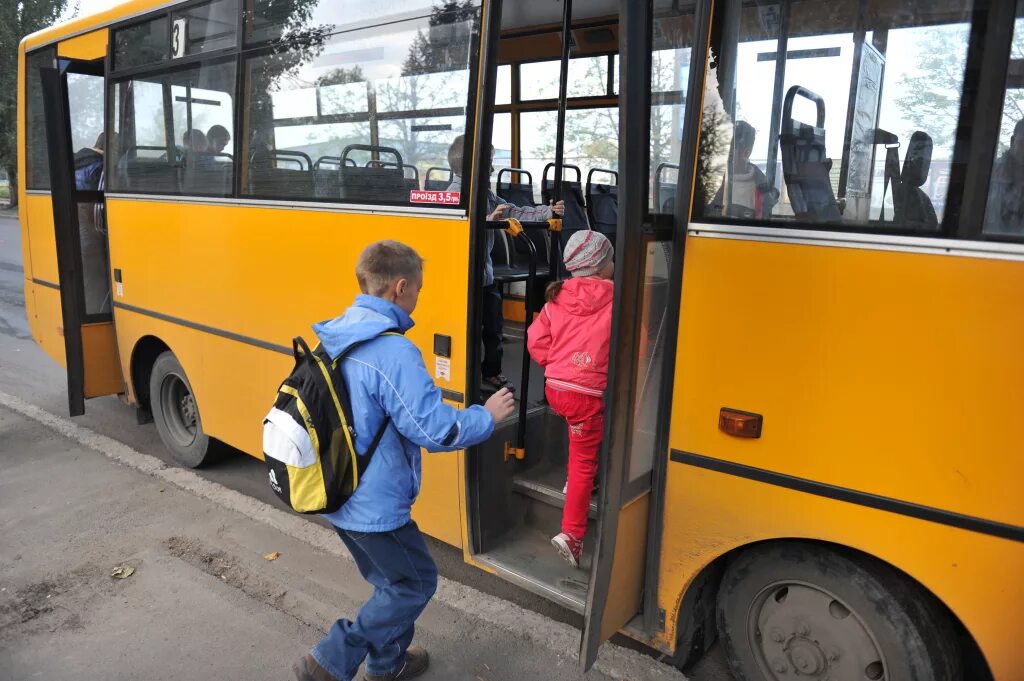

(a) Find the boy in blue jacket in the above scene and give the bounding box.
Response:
[293,241,515,681]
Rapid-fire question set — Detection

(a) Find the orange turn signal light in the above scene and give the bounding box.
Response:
[719,408,762,439]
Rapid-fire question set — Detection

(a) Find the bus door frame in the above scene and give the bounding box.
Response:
[40,47,124,417]
[579,0,713,669]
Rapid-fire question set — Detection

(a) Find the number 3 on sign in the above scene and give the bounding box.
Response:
[172,19,186,59]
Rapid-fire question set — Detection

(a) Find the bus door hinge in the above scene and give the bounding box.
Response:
[503,441,525,462]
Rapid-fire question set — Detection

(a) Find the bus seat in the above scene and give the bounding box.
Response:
[655,163,678,214]
[339,144,408,203]
[496,167,537,207]
[491,230,530,284]
[368,160,420,193]
[542,163,589,235]
[312,156,355,199]
[586,168,618,237]
[119,147,181,193]
[779,86,841,221]
[895,131,938,229]
[425,167,454,191]
[182,153,233,196]
[248,149,313,199]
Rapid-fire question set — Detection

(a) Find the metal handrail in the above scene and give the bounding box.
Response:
[484,218,547,459]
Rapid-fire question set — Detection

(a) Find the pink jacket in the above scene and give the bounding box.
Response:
[527,277,614,397]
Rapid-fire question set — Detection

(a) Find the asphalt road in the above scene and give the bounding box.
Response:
[0,208,732,681]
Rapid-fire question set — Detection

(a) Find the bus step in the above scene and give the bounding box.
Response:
[512,466,598,519]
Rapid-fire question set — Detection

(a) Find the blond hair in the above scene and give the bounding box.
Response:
[355,241,425,296]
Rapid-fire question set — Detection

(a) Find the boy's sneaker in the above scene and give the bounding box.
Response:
[293,654,339,681]
[551,532,583,568]
[482,374,515,394]
[364,646,430,681]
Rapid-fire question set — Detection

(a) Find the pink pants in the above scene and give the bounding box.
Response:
[545,385,604,540]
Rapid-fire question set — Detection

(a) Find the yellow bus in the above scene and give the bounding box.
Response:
[18,0,1024,678]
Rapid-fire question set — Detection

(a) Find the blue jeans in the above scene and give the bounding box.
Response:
[312,521,438,680]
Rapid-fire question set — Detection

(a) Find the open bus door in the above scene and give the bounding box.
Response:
[580,0,709,668]
[40,37,124,417]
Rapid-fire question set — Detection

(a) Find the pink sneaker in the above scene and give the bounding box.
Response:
[551,532,583,568]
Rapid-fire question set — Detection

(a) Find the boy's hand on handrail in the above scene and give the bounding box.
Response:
[484,388,515,423]
[488,204,510,221]
[550,200,565,216]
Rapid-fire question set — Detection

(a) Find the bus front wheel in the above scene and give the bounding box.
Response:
[149,351,220,468]
[717,541,962,681]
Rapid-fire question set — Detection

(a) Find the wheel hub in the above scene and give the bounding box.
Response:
[750,582,887,681]
[160,373,198,447]
[786,636,827,675]
[179,393,197,427]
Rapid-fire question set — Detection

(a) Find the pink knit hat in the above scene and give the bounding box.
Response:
[562,230,613,277]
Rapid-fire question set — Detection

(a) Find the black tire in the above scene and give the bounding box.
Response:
[149,351,221,468]
[717,541,962,681]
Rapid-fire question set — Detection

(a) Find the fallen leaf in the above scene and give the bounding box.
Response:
[111,565,135,579]
[264,551,281,561]
[219,575,226,581]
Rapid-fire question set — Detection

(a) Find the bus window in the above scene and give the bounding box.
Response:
[170,0,239,57]
[244,0,450,45]
[983,1,1024,239]
[241,6,479,205]
[649,10,691,214]
[109,60,236,197]
[694,0,973,234]
[24,48,56,190]
[113,16,169,70]
[520,55,613,101]
[495,64,513,106]
[520,107,619,200]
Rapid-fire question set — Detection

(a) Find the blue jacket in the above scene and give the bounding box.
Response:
[314,295,494,532]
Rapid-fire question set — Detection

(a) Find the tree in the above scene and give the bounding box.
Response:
[893,22,1024,156]
[0,0,76,207]
[375,1,476,172]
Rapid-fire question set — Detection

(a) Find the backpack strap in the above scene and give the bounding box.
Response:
[363,416,390,459]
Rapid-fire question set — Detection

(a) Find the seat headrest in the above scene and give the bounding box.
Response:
[902,131,933,188]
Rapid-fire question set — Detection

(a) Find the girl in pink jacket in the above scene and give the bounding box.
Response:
[527,230,614,568]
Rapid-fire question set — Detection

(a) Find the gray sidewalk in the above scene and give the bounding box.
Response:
[0,396,685,681]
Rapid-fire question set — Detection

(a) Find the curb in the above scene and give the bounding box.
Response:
[0,390,686,681]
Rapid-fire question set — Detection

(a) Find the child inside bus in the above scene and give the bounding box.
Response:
[709,120,779,219]
[446,135,564,395]
[526,230,614,568]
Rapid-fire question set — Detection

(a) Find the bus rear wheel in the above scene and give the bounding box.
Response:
[717,541,961,681]
[149,351,220,468]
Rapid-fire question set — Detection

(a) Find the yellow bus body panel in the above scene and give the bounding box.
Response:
[655,235,1024,678]
[22,0,165,52]
[56,28,107,61]
[106,198,471,547]
[20,194,66,367]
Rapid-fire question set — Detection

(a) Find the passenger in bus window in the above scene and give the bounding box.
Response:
[179,128,208,161]
[73,132,114,314]
[709,121,778,220]
[527,231,614,569]
[206,124,230,155]
[984,119,1024,235]
[445,135,565,394]
[73,132,106,191]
